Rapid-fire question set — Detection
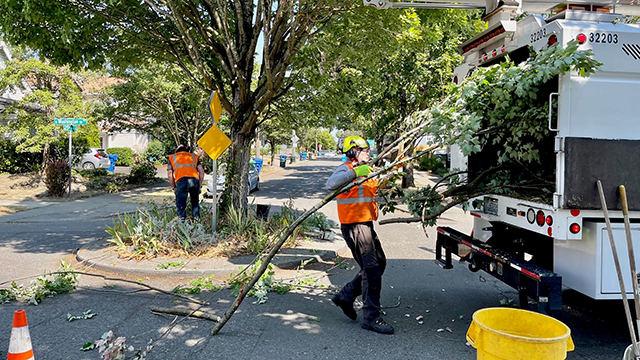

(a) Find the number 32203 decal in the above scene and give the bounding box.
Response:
[589,32,619,44]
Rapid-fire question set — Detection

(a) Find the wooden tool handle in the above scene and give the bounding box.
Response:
[620,185,629,215]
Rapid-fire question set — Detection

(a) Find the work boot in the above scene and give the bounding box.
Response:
[331,295,357,320]
[361,317,394,335]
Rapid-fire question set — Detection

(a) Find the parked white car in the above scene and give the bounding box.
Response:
[79,148,110,170]
[204,162,260,198]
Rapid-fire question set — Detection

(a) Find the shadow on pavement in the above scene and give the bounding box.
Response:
[0,257,631,359]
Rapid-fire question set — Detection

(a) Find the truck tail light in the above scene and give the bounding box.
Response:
[570,223,581,234]
[570,209,580,216]
[577,33,587,44]
[527,208,535,224]
[546,215,553,226]
[536,211,545,227]
[548,35,557,46]
[453,76,458,84]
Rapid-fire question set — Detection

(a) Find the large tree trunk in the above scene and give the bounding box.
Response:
[41,141,50,174]
[401,140,416,188]
[402,161,415,188]
[223,131,252,212]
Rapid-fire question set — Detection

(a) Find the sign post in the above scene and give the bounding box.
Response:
[68,130,72,196]
[199,91,229,235]
[291,130,299,162]
[55,119,86,197]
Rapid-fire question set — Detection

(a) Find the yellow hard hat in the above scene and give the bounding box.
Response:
[343,136,369,153]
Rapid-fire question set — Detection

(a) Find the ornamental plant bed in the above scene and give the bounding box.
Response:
[105,200,332,260]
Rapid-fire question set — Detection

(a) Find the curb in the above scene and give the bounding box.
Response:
[76,235,347,279]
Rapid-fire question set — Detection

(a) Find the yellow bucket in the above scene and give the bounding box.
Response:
[466,308,575,360]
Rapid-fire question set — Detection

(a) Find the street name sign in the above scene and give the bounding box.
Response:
[208,91,222,124]
[197,124,231,160]
[55,118,87,126]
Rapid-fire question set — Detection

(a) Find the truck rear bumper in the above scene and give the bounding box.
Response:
[436,226,563,311]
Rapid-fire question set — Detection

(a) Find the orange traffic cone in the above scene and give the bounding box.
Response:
[7,309,34,360]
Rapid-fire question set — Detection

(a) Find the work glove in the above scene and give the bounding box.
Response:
[354,165,373,178]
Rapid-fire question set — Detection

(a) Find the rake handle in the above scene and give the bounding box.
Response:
[621,185,629,215]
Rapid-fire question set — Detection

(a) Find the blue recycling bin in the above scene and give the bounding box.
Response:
[300,153,307,161]
[279,155,287,168]
[253,158,263,173]
[107,154,118,172]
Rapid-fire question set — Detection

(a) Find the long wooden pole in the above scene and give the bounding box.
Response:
[620,185,640,350]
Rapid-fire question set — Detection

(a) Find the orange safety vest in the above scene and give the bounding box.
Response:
[336,162,379,224]
[169,152,199,183]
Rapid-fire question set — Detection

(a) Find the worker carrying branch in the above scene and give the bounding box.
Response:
[326,135,394,335]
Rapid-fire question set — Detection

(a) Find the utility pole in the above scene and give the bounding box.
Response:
[255,128,261,158]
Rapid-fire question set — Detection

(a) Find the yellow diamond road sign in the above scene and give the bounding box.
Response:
[209,91,222,124]
[197,124,231,160]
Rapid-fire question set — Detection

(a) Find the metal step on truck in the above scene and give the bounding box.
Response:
[365,0,640,311]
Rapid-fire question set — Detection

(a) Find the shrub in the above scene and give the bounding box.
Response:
[143,140,167,165]
[105,182,119,193]
[45,159,70,197]
[417,153,445,173]
[106,147,134,166]
[128,162,157,184]
[78,168,108,179]
[0,139,42,174]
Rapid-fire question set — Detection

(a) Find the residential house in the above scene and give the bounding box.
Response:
[0,41,30,118]
[81,75,150,153]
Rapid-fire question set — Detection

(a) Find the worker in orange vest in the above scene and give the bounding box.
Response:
[326,136,393,335]
[168,144,205,220]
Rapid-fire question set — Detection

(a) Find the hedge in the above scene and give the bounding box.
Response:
[0,139,43,174]
[143,140,167,165]
[106,147,134,166]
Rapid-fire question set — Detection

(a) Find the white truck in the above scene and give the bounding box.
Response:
[366,0,640,311]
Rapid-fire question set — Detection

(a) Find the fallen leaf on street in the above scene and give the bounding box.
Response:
[67,310,97,322]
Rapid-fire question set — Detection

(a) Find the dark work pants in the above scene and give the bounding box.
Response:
[336,221,386,322]
[175,177,201,220]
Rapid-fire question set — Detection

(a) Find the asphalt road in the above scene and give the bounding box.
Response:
[0,157,634,359]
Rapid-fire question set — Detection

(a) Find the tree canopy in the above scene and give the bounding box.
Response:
[0,0,349,210]
[0,58,99,168]
[93,61,212,149]
[282,7,484,142]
